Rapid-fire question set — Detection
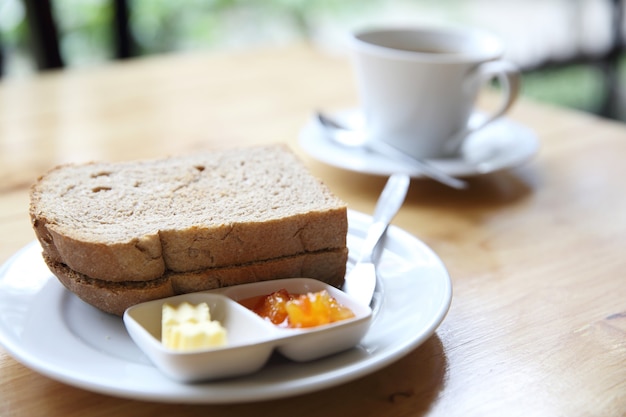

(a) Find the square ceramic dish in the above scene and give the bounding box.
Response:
[123,278,372,382]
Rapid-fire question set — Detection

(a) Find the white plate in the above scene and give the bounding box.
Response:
[0,210,452,404]
[299,109,539,177]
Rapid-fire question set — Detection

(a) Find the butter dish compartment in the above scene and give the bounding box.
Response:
[123,278,373,383]
[124,292,279,382]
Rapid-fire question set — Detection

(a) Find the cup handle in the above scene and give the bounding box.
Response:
[445,60,521,154]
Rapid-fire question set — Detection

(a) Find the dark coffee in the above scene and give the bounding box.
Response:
[387,45,464,55]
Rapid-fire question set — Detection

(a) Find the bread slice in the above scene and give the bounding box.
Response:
[46,248,348,316]
[30,145,348,283]
[30,145,349,315]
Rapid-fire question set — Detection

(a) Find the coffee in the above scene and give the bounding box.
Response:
[391,46,464,55]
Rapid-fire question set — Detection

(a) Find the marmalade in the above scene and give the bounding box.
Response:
[240,289,355,328]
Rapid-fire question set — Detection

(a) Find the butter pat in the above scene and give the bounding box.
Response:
[162,302,227,350]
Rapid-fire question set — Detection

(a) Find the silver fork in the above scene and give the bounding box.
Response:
[343,173,410,306]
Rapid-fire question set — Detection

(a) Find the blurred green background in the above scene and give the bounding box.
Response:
[1,0,623,121]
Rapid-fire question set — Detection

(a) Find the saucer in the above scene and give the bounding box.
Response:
[298,109,539,178]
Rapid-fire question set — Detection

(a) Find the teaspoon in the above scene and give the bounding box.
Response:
[316,112,468,190]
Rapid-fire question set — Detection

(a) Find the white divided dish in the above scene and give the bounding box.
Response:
[124,278,372,382]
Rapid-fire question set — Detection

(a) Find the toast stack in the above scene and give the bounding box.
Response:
[30,145,348,315]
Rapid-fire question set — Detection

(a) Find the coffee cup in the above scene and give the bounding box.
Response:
[349,26,520,159]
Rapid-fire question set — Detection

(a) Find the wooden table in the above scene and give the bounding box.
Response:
[1,44,624,417]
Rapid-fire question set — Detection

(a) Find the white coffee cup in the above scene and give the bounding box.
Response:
[350,26,520,159]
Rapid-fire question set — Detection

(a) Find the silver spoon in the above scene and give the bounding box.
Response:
[316,112,468,190]
[343,173,410,306]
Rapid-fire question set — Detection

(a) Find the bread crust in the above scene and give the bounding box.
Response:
[46,248,348,316]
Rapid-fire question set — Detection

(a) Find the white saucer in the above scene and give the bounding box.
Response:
[0,210,452,404]
[299,109,539,178]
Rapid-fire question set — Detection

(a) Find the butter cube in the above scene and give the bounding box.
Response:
[162,302,227,350]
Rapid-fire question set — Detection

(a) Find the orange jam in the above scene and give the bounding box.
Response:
[240,289,355,328]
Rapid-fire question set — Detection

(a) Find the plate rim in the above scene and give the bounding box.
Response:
[0,210,452,404]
